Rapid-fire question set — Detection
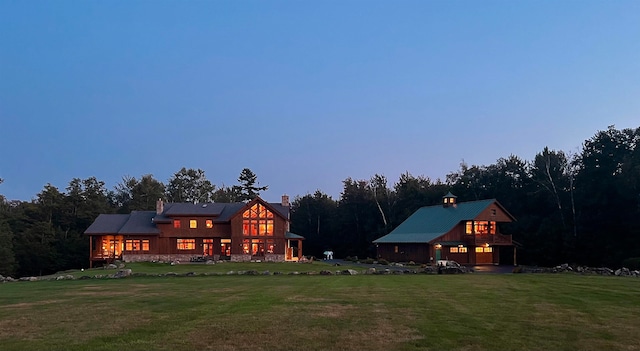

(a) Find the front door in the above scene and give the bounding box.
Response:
[203,239,214,256]
[435,248,441,261]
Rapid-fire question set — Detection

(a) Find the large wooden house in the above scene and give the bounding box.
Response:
[84,196,304,267]
[373,193,516,265]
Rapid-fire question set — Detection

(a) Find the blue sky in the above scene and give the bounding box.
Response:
[1,0,639,203]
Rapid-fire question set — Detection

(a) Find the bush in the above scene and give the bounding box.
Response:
[622,257,640,270]
[378,258,389,265]
[362,258,375,264]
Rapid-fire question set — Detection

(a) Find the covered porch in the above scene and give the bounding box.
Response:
[284,232,305,261]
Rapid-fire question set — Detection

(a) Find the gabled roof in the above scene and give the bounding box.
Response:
[119,211,159,234]
[162,202,227,216]
[85,197,291,235]
[373,199,507,244]
[84,214,130,234]
[228,197,290,222]
[84,212,158,235]
[153,199,289,223]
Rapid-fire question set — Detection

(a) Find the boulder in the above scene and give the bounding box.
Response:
[366,268,377,274]
[113,269,132,278]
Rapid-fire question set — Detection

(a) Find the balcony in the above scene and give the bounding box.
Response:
[465,233,512,246]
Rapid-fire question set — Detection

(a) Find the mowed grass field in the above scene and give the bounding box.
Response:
[1,263,640,351]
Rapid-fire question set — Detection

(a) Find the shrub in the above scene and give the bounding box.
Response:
[378,258,389,265]
[362,258,375,264]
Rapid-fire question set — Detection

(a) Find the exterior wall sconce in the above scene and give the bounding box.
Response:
[434,244,442,249]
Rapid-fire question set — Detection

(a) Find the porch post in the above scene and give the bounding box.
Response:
[298,240,303,259]
[513,246,517,266]
[89,236,93,268]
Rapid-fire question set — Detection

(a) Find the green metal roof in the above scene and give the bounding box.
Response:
[285,232,305,240]
[373,199,496,244]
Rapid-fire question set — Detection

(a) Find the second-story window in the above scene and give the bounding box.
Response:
[206,220,213,229]
[173,220,181,229]
[190,220,197,229]
[242,203,274,236]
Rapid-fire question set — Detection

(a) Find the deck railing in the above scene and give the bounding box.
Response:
[465,233,512,246]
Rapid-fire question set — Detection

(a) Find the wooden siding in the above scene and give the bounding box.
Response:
[229,209,289,255]
[377,243,429,263]
[475,203,513,222]
[157,220,232,238]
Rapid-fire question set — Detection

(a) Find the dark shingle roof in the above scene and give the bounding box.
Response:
[84,212,158,235]
[119,211,159,234]
[86,198,291,236]
[163,202,228,216]
[373,199,498,244]
[84,214,130,234]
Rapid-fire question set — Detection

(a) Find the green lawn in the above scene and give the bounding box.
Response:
[1,267,639,351]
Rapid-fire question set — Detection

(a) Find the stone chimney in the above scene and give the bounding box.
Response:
[156,198,164,215]
[281,194,290,207]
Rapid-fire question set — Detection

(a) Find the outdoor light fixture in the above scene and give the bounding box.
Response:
[435,244,442,249]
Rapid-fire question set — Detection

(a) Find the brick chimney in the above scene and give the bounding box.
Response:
[281,194,290,207]
[156,198,164,215]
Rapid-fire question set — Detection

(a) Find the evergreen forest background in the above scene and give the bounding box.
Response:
[1,126,639,277]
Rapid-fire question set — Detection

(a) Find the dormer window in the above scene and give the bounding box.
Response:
[442,192,457,208]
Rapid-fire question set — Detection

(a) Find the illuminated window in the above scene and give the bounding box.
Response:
[450,247,459,253]
[125,239,149,251]
[394,245,399,253]
[476,247,484,253]
[173,220,181,228]
[177,239,196,250]
[267,239,274,254]
[490,221,496,234]
[242,239,250,254]
[206,220,213,229]
[190,220,197,229]
[459,246,468,253]
[474,221,489,234]
[242,203,274,236]
[465,221,473,234]
[485,247,493,253]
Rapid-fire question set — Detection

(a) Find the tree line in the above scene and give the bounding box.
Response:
[1,126,639,276]
[290,125,640,268]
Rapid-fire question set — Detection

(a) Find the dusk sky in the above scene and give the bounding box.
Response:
[1,1,639,203]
